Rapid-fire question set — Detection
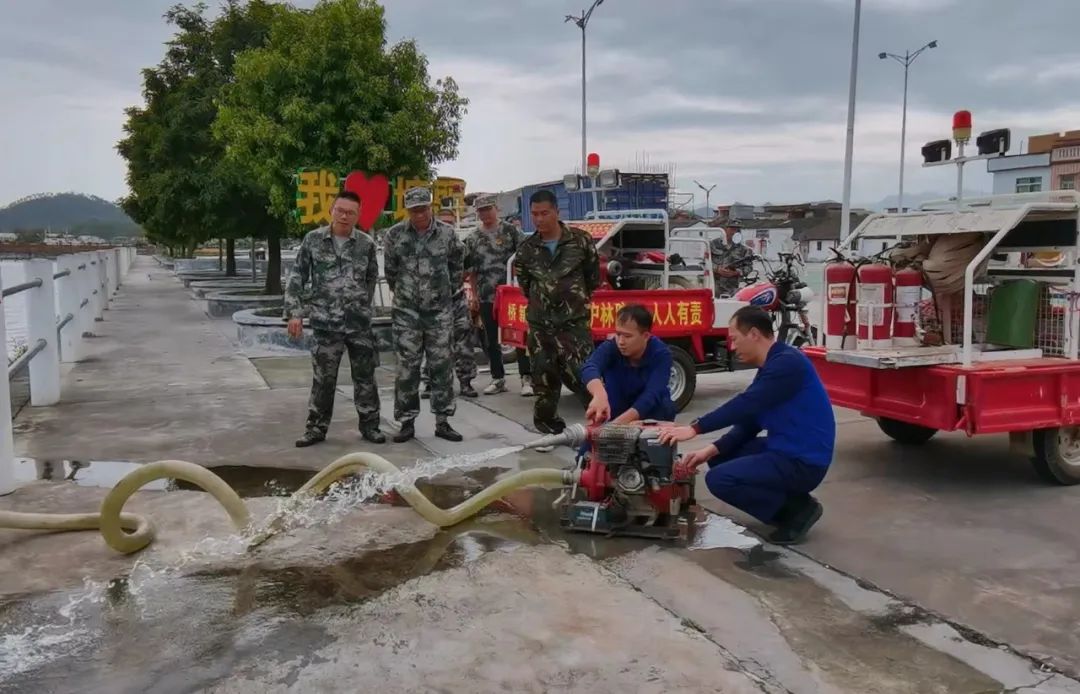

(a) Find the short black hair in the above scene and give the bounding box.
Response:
[730,305,774,338]
[616,303,653,332]
[529,189,558,208]
[335,191,361,205]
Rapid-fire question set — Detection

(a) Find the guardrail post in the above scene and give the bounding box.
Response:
[109,248,120,294]
[25,259,60,406]
[0,265,16,495]
[55,254,81,363]
[76,252,95,336]
[95,251,107,317]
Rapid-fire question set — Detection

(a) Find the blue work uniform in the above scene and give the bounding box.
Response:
[580,336,677,423]
[691,341,835,523]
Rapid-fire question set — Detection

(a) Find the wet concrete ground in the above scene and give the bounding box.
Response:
[4,258,1080,692]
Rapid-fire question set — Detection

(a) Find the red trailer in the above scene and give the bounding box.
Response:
[496,210,748,411]
[807,190,1080,485]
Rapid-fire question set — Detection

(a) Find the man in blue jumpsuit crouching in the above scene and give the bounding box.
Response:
[581,304,676,427]
[658,306,835,544]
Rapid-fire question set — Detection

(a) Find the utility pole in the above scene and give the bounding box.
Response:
[879,41,938,213]
[565,1,605,178]
[840,0,862,244]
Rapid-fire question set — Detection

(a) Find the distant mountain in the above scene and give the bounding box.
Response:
[0,193,141,238]
[863,190,990,212]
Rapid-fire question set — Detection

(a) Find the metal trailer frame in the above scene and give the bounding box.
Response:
[831,190,1080,368]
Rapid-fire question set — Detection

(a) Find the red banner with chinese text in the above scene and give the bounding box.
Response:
[495,285,717,348]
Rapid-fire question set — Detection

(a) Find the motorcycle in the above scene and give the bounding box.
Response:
[732,252,817,347]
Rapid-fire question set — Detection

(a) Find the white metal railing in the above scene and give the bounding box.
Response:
[0,246,137,494]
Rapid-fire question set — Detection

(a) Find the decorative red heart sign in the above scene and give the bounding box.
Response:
[343,171,390,231]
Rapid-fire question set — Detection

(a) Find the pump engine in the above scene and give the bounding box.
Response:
[530,423,696,539]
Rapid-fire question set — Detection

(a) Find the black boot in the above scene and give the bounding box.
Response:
[360,424,386,444]
[434,419,463,442]
[295,431,325,448]
[393,421,415,443]
[459,380,478,398]
[769,497,823,546]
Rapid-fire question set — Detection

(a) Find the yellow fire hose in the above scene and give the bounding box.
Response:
[0,452,572,555]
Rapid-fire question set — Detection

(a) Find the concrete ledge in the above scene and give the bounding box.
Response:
[233,308,393,352]
[206,291,283,318]
[189,280,267,298]
[178,271,260,288]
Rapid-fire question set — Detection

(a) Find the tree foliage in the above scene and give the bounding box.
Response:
[213,0,468,219]
[119,0,467,293]
[117,1,280,270]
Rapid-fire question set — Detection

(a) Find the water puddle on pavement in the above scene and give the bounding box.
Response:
[0,447,527,688]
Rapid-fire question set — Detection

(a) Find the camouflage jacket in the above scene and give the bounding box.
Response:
[710,239,753,296]
[464,221,525,303]
[382,218,464,314]
[284,226,379,332]
[513,223,600,330]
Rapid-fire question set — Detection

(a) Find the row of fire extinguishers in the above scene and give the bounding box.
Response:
[824,250,924,351]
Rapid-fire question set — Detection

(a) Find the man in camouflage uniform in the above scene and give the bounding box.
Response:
[465,194,533,396]
[710,229,753,297]
[284,190,385,447]
[382,186,464,442]
[513,188,600,435]
[419,205,478,399]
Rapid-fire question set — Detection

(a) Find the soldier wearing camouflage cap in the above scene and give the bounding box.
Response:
[284,190,385,447]
[513,188,600,436]
[464,193,533,396]
[381,185,465,442]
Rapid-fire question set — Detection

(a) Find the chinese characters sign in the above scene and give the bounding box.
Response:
[496,286,714,346]
[295,168,390,230]
[295,168,340,225]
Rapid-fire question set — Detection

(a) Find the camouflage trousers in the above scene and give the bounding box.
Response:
[526,322,593,432]
[306,329,380,435]
[422,294,477,386]
[394,307,456,422]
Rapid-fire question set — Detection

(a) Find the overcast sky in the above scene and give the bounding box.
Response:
[3,0,1079,210]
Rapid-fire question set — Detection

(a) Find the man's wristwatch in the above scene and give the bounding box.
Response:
[690,418,702,435]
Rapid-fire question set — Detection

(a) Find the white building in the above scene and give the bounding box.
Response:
[987,152,1052,194]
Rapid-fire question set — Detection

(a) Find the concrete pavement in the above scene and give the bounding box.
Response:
[3,256,1080,692]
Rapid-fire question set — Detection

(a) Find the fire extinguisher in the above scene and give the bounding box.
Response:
[856,263,895,350]
[892,265,922,347]
[824,257,856,349]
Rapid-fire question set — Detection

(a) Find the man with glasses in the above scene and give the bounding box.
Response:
[285,190,385,447]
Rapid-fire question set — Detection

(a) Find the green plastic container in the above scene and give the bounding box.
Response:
[985,280,1040,348]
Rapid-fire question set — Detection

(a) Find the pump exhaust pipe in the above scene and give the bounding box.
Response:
[522,423,588,450]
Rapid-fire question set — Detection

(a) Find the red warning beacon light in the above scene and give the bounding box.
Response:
[586,152,601,178]
[952,110,972,144]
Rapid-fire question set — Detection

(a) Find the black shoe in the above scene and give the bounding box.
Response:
[434,420,463,442]
[393,421,415,443]
[295,431,325,448]
[768,498,823,546]
[360,426,386,444]
[459,382,478,398]
[533,417,566,436]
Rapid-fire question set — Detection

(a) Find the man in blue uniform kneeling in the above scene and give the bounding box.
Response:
[581,304,676,426]
[658,306,835,544]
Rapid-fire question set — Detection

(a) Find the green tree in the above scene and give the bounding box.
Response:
[214,0,468,293]
[117,1,280,274]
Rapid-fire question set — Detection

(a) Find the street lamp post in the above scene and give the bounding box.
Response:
[879,40,938,213]
[839,0,862,245]
[565,1,605,181]
[694,180,716,219]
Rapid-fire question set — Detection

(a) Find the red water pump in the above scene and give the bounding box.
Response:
[541,423,696,539]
